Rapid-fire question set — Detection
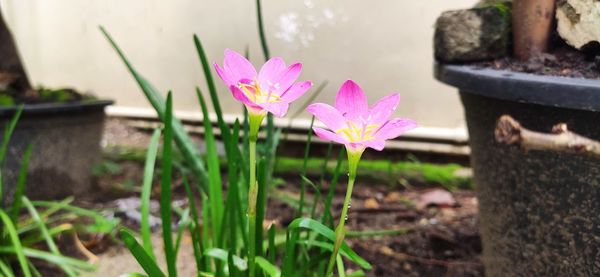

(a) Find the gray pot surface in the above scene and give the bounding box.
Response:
[435,64,600,276]
[1,100,112,204]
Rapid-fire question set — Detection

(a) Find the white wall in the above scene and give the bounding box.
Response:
[1,0,477,141]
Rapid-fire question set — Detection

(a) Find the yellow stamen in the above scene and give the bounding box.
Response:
[238,80,281,104]
[336,121,379,142]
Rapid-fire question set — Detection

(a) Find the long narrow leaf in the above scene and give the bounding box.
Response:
[255,256,281,277]
[22,197,77,277]
[160,92,177,277]
[196,89,224,245]
[0,259,14,277]
[322,148,345,226]
[100,27,208,191]
[10,144,33,222]
[0,210,31,277]
[182,177,205,272]
[255,158,268,259]
[255,0,270,61]
[204,248,247,271]
[298,117,315,217]
[0,105,23,202]
[120,229,166,277]
[287,217,371,269]
[193,35,231,144]
[141,129,161,260]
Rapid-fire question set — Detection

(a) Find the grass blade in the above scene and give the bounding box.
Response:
[0,247,95,271]
[193,35,231,143]
[182,177,205,272]
[160,92,177,277]
[0,105,23,203]
[255,0,270,61]
[322,148,345,226]
[120,229,166,277]
[287,217,371,270]
[174,208,191,256]
[99,27,208,191]
[204,248,247,271]
[0,209,31,277]
[336,254,346,277]
[10,143,33,222]
[297,117,315,217]
[0,259,14,277]
[21,196,78,276]
[255,256,281,277]
[196,88,224,245]
[267,224,276,263]
[141,129,161,261]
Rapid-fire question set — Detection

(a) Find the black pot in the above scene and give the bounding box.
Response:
[1,100,113,204]
[435,64,600,276]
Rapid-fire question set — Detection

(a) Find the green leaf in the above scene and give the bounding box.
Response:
[204,248,247,271]
[0,210,31,277]
[99,27,208,192]
[119,273,148,277]
[140,129,161,261]
[22,196,78,276]
[120,229,166,277]
[267,225,276,263]
[10,144,33,222]
[298,117,315,217]
[336,254,346,277]
[287,218,371,270]
[0,105,22,201]
[0,258,15,277]
[196,88,224,246]
[31,200,118,234]
[160,92,177,277]
[255,257,281,277]
[255,0,270,61]
[182,177,205,272]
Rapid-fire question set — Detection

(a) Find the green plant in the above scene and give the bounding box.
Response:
[0,108,118,276]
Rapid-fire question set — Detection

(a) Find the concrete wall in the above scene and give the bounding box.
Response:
[1,0,477,141]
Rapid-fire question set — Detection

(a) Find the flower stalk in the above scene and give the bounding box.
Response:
[326,148,363,276]
[247,112,265,277]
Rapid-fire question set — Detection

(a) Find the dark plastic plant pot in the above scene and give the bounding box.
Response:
[1,100,113,204]
[435,64,600,276]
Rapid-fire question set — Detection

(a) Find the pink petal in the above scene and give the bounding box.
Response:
[261,102,289,117]
[230,85,261,109]
[312,127,347,145]
[280,81,312,103]
[223,49,257,83]
[271,63,302,94]
[335,80,368,120]
[214,63,235,87]
[306,103,347,131]
[258,57,286,85]
[369,93,400,125]
[360,139,386,151]
[375,118,418,140]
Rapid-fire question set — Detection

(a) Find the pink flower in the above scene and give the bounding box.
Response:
[307,80,417,152]
[214,49,313,117]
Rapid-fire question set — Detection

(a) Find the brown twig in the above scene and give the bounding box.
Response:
[495,115,600,158]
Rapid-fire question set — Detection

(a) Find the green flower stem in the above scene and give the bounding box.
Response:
[247,111,265,277]
[326,148,363,276]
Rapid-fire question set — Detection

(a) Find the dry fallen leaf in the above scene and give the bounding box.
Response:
[364,198,380,209]
[417,189,457,210]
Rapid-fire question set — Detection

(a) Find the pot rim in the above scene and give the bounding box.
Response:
[434,63,600,111]
[0,100,114,117]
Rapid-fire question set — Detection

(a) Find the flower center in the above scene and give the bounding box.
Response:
[239,80,281,104]
[336,120,379,143]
